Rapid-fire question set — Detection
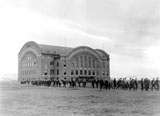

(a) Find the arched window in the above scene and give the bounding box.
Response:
[93,59,95,68]
[89,57,91,68]
[85,56,87,68]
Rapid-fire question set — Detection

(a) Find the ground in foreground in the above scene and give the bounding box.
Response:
[0,82,160,116]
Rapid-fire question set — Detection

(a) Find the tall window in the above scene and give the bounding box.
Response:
[97,70,99,75]
[106,72,109,76]
[89,70,91,75]
[84,70,87,75]
[57,69,59,75]
[92,70,95,75]
[89,57,91,68]
[103,62,105,68]
[50,70,54,75]
[76,57,78,67]
[50,62,54,65]
[80,56,83,67]
[57,62,59,67]
[71,70,74,75]
[103,71,105,75]
[71,62,74,67]
[80,70,83,75]
[97,64,99,68]
[76,70,78,75]
[64,69,66,75]
[93,59,95,68]
[85,56,87,68]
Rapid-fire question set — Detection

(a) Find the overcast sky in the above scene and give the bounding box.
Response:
[0,0,160,79]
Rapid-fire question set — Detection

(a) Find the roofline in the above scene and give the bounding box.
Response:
[95,49,109,57]
[67,46,103,59]
[18,41,41,56]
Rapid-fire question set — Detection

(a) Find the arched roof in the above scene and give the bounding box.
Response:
[19,41,41,57]
[95,49,109,60]
[67,46,103,62]
[19,41,74,57]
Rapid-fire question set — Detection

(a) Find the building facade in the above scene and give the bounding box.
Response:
[18,41,110,82]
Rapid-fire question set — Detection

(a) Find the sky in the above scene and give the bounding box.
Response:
[0,0,160,79]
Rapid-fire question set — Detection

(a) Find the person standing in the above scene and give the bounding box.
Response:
[99,79,104,90]
[151,78,155,90]
[91,79,95,88]
[134,78,138,90]
[95,78,99,88]
[140,78,144,91]
[155,78,159,91]
[104,79,108,89]
[82,79,86,88]
[113,78,117,89]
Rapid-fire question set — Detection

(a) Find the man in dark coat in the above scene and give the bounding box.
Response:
[151,78,155,90]
[140,78,144,91]
[99,79,104,90]
[113,78,117,89]
[104,79,109,89]
[155,78,159,90]
[91,79,96,88]
[95,78,99,88]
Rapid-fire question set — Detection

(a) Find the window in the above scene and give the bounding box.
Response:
[57,62,59,67]
[84,70,87,75]
[89,70,91,75]
[34,62,36,66]
[103,62,105,68]
[85,56,87,68]
[106,72,109,76]
[80,70,83,75]
[76,57,78,67]
[64,69,66,75]
[71,70,74,75]
[103,71,105,75]
[50,70,54,75]
[50,62,54,65]
[57,69,59,75]
[97,64,99,68]
[93,59,95,68]
[80,56,83,67]
[71,62,74,67]
[64,63,66,67]
[76,70,78,75]
[89,57,91,68]
[92,70,95,75]
[97,70,99,75]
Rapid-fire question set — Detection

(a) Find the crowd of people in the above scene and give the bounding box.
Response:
[21,77,159,91]
[91,78,159,91]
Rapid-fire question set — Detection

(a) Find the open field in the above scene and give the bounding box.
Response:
[0,82,160,116]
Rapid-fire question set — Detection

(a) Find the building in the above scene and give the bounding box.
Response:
[18,41,110,82]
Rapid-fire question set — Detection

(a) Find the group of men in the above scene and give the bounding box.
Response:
[20,77,159,91]
[20,77,87,88]
[91,78,159,91]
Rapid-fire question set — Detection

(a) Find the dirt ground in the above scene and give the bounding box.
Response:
[0,82,160,116]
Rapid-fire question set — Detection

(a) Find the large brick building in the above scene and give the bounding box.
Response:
[18,41,110,82]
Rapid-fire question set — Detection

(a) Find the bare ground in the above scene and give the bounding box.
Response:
[0,82,160,116]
